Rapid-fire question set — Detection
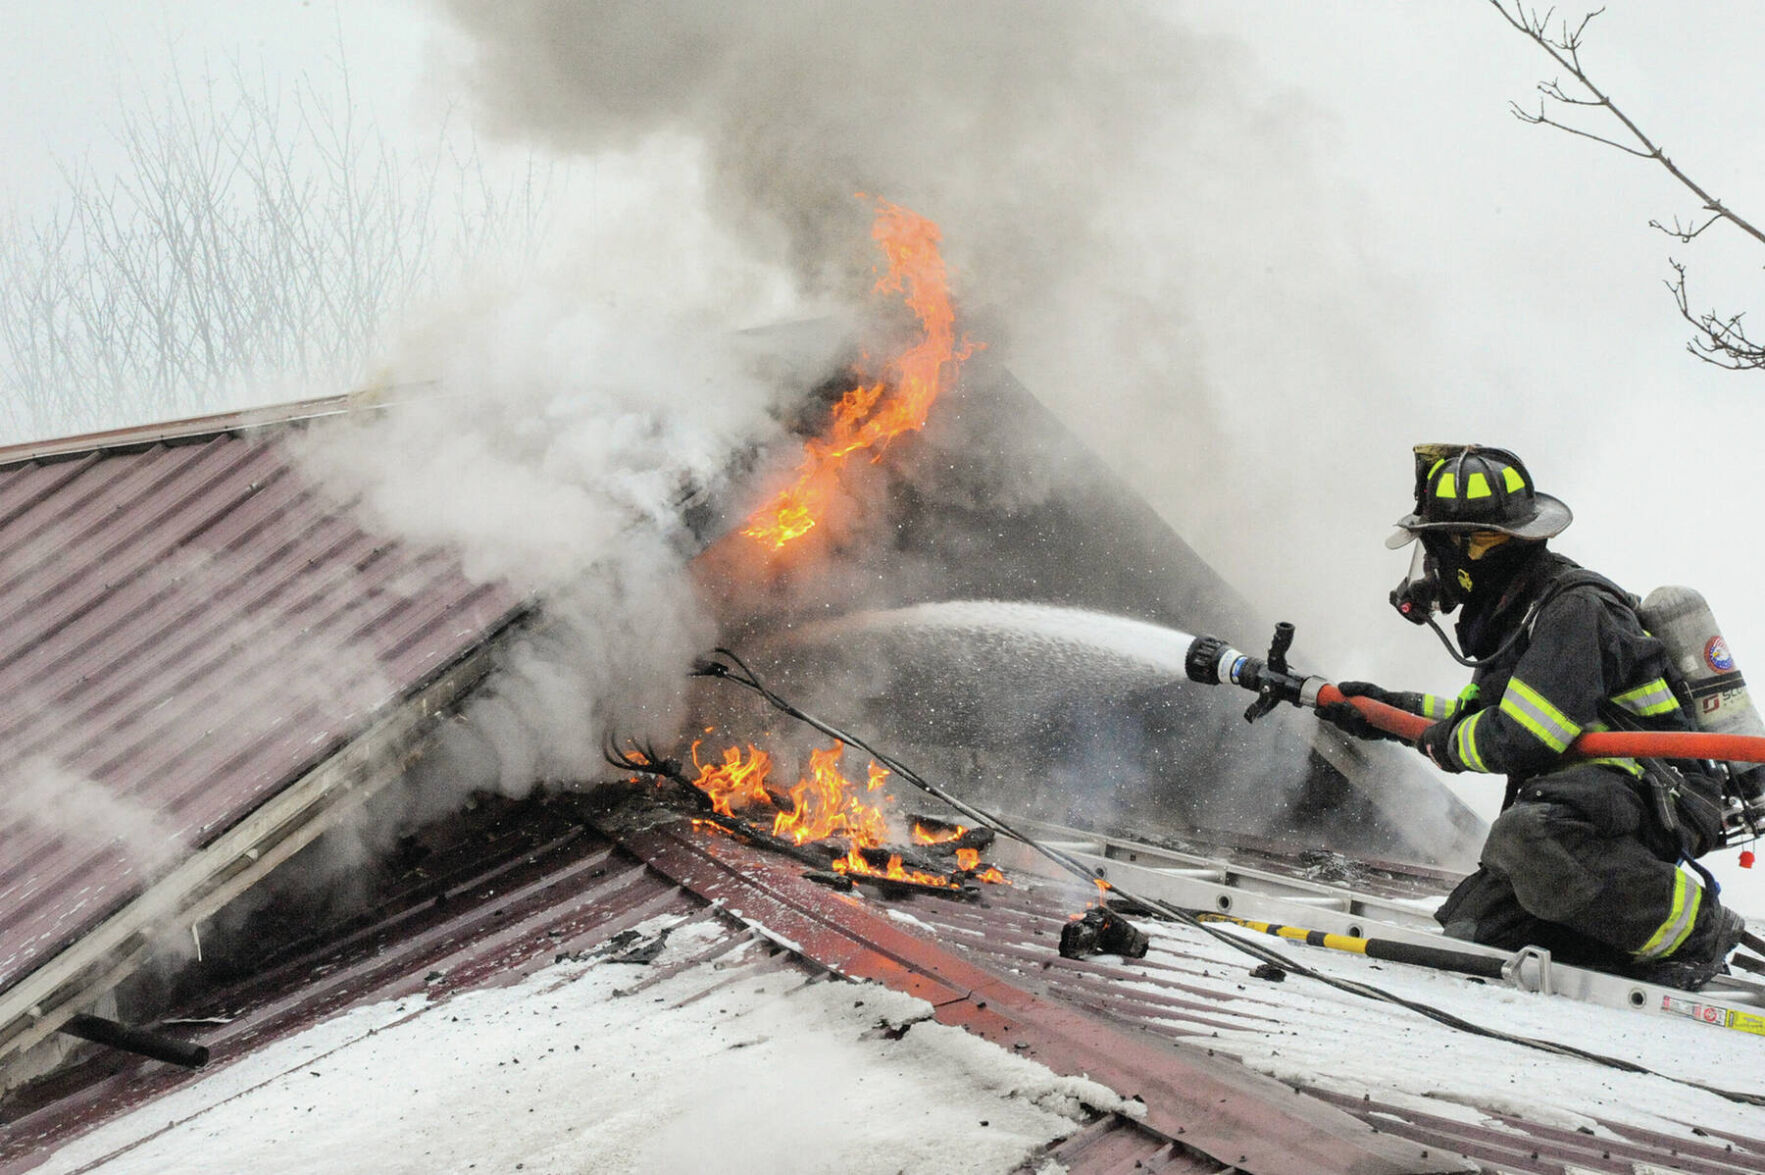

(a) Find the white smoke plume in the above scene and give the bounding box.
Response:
[295,269,796,804]
[423,0,1436,679]
[285,0,1485,855]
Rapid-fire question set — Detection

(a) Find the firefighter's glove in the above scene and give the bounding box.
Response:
[1337,681,1430,714]
[1315,701,1399,743]
[1416,719,1463,773]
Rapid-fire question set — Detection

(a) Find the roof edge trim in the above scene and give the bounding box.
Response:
[0,384,440,471]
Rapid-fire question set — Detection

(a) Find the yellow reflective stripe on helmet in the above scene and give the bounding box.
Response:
[1634,871,1702,960]
[1454,710,1491,772]
[1611,677,1679,718]
[1420,693,1457,720]
[1502,465,1525,493]
[1435,472,1457,499]
[1466,471,1492,499]
[1499,678,1582,754]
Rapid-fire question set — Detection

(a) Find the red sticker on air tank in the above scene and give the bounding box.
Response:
[1706,636,1736,673]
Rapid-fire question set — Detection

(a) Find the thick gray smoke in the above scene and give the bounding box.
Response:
[430,0,1440,681]
[293,291,785,816]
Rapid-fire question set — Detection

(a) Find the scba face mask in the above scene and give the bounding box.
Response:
[1390,535,1464,623]
[1390,531,1516,623]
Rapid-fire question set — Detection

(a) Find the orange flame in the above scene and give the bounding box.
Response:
[673,737,1007,887]
[744,198,979,550]
[911,820,967,846]
[831,846,964,889]
[771,743,893,847]
[690,742,775,818]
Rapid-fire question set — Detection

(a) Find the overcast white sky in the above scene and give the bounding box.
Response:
[3,1,1764,900]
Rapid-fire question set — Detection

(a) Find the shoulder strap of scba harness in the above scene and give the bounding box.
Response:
[1517,566,1638,648]
[1523,567,1704,724]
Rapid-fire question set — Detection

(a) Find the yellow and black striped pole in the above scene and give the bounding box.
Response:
[1198,913,1508,980]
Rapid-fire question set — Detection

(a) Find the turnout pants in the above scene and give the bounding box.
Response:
[1436,764,1727,969]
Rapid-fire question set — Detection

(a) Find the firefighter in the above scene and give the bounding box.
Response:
[1319,444,1747,990]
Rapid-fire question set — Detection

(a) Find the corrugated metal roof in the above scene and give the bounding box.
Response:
[862,844,1765,1175]
[0,425,525,1044]
[0,799,702,1168]
[2,794,1169,1175]
[16,779,1758,1174]
[622,818,1457,1175]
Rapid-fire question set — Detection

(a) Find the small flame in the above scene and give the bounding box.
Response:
[955,847,980,871]
[744,197,979,550]
[831,847,964,889]
[690,742,775,818]
[911,820,967,846]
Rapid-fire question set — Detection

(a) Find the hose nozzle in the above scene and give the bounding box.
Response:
[1184,624,1325,723]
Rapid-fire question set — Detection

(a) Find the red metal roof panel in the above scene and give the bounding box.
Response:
[0,428,525,1003]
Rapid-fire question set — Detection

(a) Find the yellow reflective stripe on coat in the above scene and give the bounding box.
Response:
[1454,710,1491,772]
[1634,870,1702,960]
[1611,677,1679,718]
[1420,693,1457,720]
[1499,677,1583,753]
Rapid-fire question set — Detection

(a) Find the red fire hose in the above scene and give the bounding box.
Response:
[1321,683,1765,764]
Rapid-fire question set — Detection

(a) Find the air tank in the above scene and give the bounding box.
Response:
[1640,585,1765,805]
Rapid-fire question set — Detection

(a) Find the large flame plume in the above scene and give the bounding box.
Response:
[743,197,979,550]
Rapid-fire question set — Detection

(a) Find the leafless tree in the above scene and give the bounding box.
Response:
[0,54,556,443]
[1490,2,1765,371]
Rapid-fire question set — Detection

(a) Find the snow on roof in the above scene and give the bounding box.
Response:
[27,918,1142,1175]
[7,788,1763,1174]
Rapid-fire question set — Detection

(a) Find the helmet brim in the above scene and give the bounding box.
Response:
[1384,491,1573,549]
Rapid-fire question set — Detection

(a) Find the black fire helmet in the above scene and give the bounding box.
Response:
[1385,443,1572,549]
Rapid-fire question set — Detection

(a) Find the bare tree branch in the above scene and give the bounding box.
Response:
[1490,0,1765,372]
[1667,260,1765,371]
[1649,212,1723,243]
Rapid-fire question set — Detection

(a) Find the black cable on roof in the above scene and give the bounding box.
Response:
[692,648,1765,1108]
